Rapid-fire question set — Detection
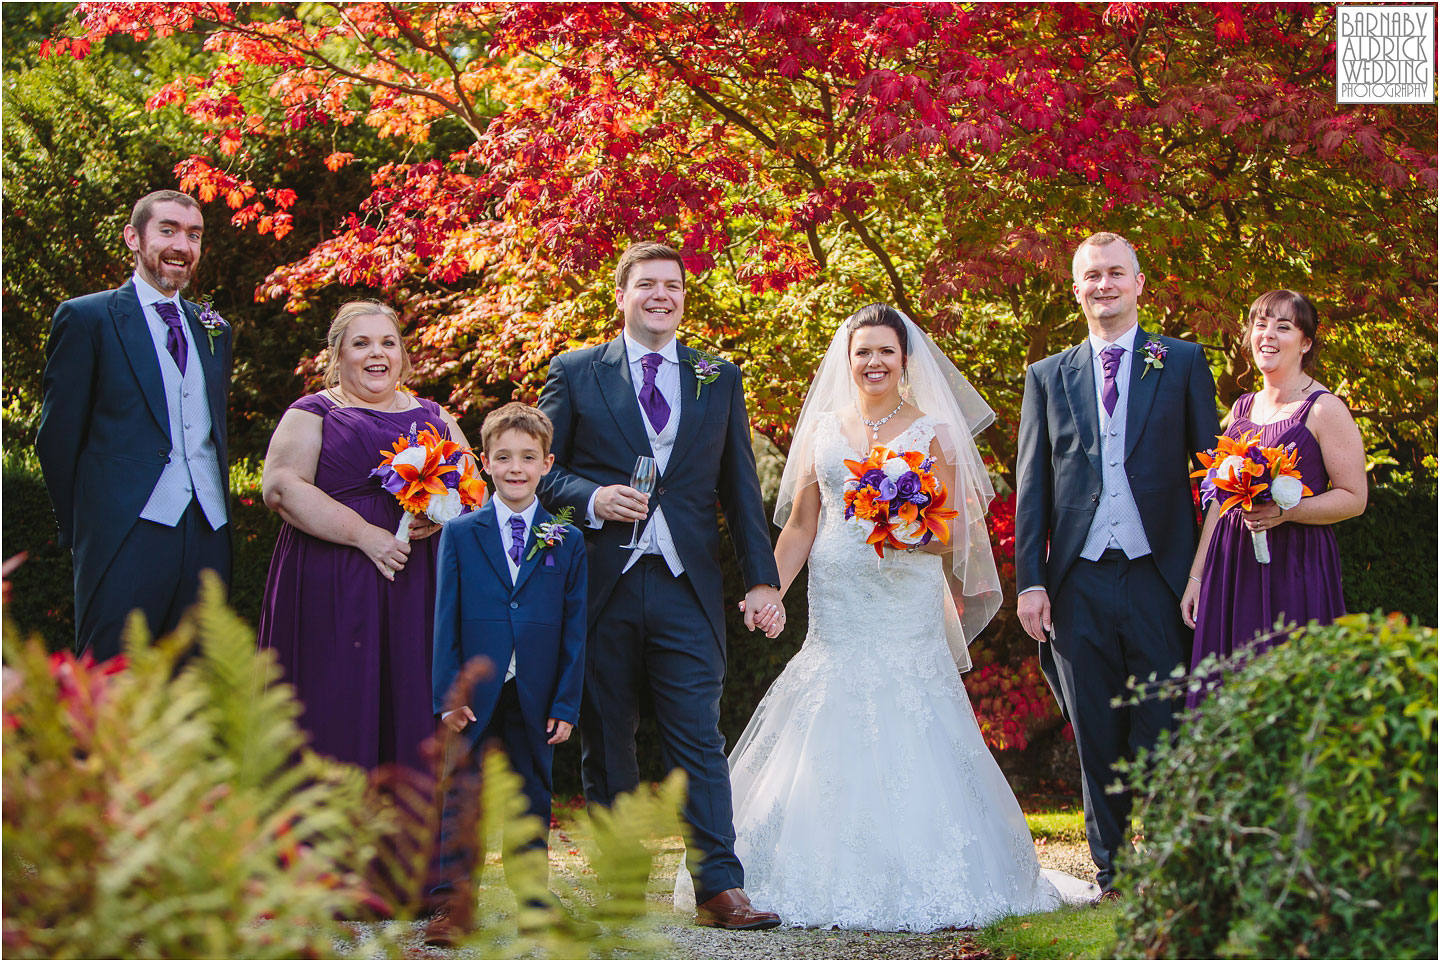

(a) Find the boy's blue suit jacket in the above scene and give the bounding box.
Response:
[432,500,587,749]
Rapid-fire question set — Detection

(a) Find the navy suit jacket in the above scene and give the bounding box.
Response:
[431,501,587,751]
[536,336,779,647]
[36,281,231,611]
[1014,328,1220,603]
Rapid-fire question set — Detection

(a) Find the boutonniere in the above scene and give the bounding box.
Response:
[685,349,724,399]
[196,302,229,355]
[1139,339,1168,378]
[526,506,575,563]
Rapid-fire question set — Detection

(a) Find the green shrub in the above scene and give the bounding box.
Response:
[1113,613,1438,960]
[2,577,678,959]
[1335,473,1438,625]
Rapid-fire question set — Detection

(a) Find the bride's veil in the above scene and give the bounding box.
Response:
[775,308,1002,671]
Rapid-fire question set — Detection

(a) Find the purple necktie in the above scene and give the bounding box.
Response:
[639,352,671,433]
[1100,345,1124,417]
[154,301,188,376]
[509,515,526,565]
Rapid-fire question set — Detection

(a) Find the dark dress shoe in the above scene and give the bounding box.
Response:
[422,910,468,947]
[695,888,782,930]
[1094,889,1121,905]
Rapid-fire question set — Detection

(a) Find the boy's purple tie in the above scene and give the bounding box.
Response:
[509,515,526,565]
[1100,345,1124,417]
[154,301,188,376]
[639,352,671,432]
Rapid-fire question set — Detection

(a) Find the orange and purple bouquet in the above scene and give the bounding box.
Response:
[842,447,959,558]
[1192,429,1311,564]
[371,422,487,542]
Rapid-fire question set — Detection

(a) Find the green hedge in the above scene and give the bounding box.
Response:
[1114,613,1437,959]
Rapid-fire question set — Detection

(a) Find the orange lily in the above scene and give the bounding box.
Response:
[1191,429,1265,481]
[382,422,460,513]
[1211,457,1268,514]
[1259,443,1312,493]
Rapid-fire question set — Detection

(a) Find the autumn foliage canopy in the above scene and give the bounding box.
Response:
[42,2,1437,470]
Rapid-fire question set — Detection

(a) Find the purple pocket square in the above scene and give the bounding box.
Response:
[544,554,556,567]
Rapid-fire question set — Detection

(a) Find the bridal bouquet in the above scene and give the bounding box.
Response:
[1192,429,1311,564]
[843,447,959,558]
[371,422,487,542]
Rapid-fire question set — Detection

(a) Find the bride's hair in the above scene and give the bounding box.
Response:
[845,304,909,359]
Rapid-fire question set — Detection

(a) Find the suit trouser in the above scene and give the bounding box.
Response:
[76,500,230,660]
[1046,548,1188,891]
[431,679,553,898]
[581,555,741,903]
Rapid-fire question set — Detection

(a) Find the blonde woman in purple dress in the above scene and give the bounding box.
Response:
[1181,291,1367,707]
[258,300,473,770]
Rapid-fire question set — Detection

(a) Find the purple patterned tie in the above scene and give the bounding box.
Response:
[639,352,671,433]
[1100,345,1124,417]
[154,301,188,376]
[509,515,526,565]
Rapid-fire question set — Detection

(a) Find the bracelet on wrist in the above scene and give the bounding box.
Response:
[1187,575,1202,585]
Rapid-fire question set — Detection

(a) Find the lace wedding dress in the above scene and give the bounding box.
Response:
[723,413,1093,930]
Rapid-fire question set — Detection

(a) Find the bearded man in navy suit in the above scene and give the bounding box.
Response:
[37,190,231,660]
[1015,232,1219,896]
[538,242,784,930]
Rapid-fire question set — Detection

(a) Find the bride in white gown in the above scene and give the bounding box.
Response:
[712,305,1094,931]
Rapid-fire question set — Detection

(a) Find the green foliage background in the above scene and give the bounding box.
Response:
[1113,613,1438,959]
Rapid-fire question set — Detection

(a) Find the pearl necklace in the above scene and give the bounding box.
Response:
[858,399,905,441]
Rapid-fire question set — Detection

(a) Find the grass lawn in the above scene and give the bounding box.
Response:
[977,903,1122,960]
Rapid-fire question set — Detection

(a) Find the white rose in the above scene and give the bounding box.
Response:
[392,446,428,472]
[426,487,463,523]
[892,519,929,547]
[1217,454,1247,480]
[882,456,910,480]
[1270,475,1304,510]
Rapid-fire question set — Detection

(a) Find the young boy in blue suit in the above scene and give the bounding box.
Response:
[429,402,586,935]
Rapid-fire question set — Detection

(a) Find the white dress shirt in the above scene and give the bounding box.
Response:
[585,331,685,577]
[492,496,539,682]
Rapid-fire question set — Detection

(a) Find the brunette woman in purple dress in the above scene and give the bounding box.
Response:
[1180,291,1367,707]
[258,301,473,770]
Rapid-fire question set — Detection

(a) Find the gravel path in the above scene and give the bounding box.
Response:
[345,829,1096,959]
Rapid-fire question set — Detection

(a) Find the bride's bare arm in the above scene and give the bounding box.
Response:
[773,472,821,597]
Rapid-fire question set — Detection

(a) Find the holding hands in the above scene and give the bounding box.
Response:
[739,585,786,639]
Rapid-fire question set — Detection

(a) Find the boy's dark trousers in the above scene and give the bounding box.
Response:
[429,679,554,900]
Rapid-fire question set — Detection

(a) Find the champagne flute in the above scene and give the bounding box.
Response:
[620,456,658,550]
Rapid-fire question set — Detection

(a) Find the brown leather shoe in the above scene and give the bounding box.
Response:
[422,909,467,947]
[1093,889,1121,905]
[695,888,782,930]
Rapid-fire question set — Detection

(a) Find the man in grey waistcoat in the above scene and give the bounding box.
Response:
[37,190,232,659]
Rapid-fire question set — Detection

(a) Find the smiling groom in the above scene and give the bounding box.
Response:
[538,242,784,929]
[1014,232,1219,895]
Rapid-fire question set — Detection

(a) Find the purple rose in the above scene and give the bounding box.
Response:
[370,464,408,495]
[878,478,898,501]
[895,471,922,499]
[861,468,887,489]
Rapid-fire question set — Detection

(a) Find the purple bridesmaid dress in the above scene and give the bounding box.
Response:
[1187,390,1346,708]
[258,393,452,772]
